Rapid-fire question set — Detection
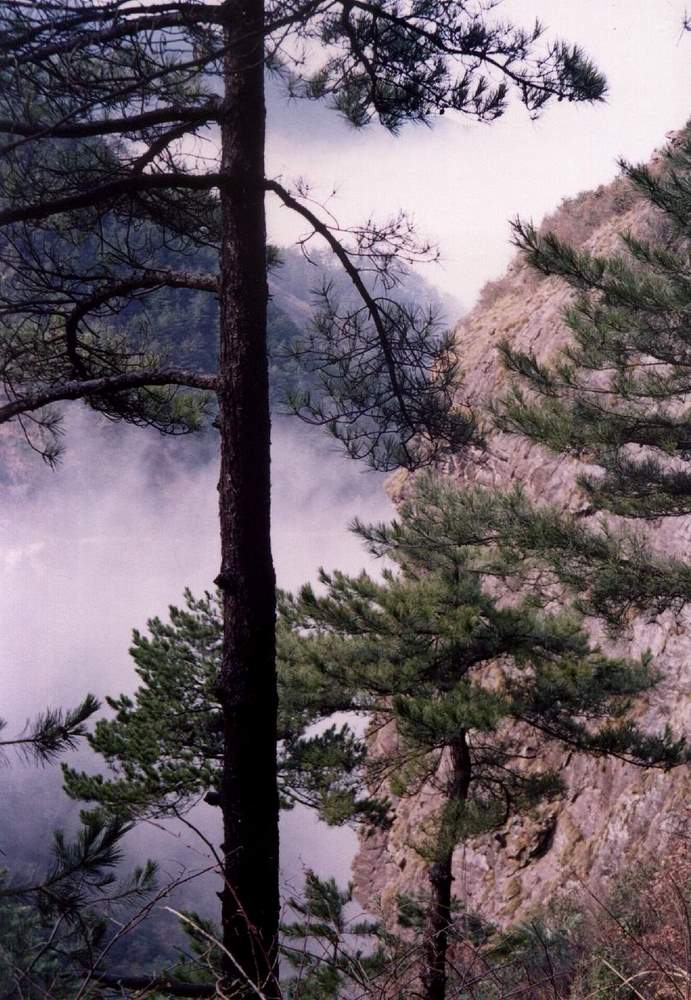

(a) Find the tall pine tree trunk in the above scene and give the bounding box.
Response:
[421,734,471,1000]
[216,1,280,994]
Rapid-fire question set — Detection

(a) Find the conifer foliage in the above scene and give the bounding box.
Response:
[451,125,691,622]
[281,475,684,1000]
[65,477,684,999]
[0,3,608,992]
[0,698,159,999]
[501,126,691,521]
[0,694,99,765]
[63,590,372,827]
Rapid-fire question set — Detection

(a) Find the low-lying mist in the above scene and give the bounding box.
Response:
[2,411,392,714]
[1,408,394,942]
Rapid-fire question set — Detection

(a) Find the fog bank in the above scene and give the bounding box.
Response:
[1,409,394,906]
[1,412,392,718]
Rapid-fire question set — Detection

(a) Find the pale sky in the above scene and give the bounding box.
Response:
[266,0,691,307]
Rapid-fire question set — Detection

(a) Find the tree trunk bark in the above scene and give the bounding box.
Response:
[216,1,280,995]
[421,733,471,1000]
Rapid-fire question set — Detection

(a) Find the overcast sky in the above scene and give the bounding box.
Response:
[266,0,691,306]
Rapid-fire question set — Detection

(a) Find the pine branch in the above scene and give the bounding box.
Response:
[0,103,221,143]
[0,173,226,228]
[0,5,225,71]
[0,368,218,423]
[0,694,100,764]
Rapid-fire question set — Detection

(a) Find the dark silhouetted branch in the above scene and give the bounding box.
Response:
[0,369,218,423]
[0,173,225,227]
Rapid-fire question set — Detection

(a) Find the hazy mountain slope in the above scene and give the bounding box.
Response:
[0,246,460,487]
[353,144,690,930]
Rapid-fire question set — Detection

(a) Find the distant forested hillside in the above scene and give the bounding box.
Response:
[117,243,459,406]
[0,236,458,483]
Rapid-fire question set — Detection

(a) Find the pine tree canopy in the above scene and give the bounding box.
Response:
[498,123,691,519]
[279,479,686,999]
[282,479,685,823]
[63,590,374,826]
[368,474,691,624]
[0,0,608,470]
[68,485,685,842]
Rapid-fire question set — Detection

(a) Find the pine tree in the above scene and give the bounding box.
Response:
[63,589,373,828]
[501,124,691,522]
[379,128,691,629]
[65,484,685,999]
[0,3,607,991]
[281,871,392,999]
[0,823,158,1000]
[279,477,686,1000]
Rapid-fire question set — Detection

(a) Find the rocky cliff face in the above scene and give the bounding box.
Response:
[353,147,690,930]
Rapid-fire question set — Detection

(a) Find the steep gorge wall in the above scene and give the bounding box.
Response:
[353,150,691,929]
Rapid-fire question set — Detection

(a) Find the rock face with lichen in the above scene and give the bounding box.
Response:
[352,146,691,931]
